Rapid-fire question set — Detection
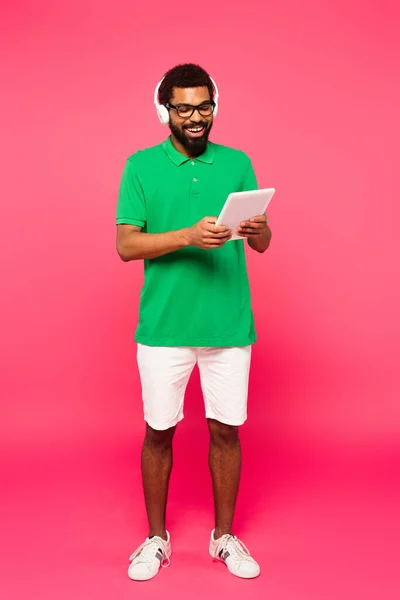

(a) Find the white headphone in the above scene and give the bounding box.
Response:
[154,76,219,125]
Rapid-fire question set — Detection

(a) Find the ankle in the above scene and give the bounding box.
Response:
[149,529,168,541]
[214,527,232,540]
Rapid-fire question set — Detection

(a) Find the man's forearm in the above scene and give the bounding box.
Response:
[118,229,190,261]
[247,226,272,253]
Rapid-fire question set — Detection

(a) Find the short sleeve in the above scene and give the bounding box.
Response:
[241,158,258,192]
[116,157,147,227]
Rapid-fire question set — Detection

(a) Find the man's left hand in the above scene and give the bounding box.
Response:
[237,215,268,238]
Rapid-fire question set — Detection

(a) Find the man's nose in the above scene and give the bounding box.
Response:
[189,108,202,122]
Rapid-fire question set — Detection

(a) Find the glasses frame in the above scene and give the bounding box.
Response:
[166,100,216,119]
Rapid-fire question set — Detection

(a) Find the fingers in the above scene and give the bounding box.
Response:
[240,216,266,228]
[237,217,267,237]
[204,223,230,234]
[203,231,232,247]
[203,222,231,242]
[205,240,229,248]
[237,228,264,237]
[249,215,267,223]
[197,217,231,248]
[237,230,264,238]
[203,217,230,233]
[204,235,231,246]
[205,230,232,239]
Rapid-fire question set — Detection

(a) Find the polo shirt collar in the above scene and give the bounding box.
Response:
[162,136,215,166]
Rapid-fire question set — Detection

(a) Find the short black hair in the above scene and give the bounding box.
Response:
[158,63,214,106]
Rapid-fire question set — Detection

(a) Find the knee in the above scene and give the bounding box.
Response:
[144,423,176,450]
[208,419,239,446]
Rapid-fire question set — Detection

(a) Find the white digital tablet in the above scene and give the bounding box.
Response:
[216,188,275,241]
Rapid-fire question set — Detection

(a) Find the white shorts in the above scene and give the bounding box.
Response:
[137,344,252,431]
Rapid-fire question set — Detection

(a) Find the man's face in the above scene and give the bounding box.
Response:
[168,86,214,157]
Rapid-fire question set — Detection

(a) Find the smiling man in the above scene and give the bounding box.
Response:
[116,64,271,581]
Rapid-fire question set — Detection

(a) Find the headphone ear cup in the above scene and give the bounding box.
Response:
[157,105,170,125]
[210,76,219,119]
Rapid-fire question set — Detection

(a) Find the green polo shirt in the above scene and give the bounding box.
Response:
[116,136,258,347]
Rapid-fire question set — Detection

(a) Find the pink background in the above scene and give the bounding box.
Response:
[1,1,399,599]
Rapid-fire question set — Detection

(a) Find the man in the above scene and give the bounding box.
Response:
[116,64,271,581]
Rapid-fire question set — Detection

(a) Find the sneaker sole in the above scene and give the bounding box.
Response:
[128,571,159,581]
[128,550,172,581]
[211,555,261,579]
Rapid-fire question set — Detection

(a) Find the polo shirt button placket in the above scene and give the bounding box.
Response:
[190,160,200,199]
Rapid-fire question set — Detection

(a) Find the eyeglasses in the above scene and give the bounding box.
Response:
[166,101,215,119]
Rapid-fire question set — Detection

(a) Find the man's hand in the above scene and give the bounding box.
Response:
[238,214,272,253]
[237,214,268,238]
[185,217,232,249]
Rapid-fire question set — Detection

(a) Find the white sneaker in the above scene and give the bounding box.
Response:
[209,529,260,579]
[128,531,171,581]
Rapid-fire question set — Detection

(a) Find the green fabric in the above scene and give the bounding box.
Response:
[116,136,259,347]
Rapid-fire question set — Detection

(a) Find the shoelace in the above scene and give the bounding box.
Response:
[215,534,253,563]
[129,537,170,568]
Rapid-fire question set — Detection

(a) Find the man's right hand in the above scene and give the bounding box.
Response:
[184,217,232,250]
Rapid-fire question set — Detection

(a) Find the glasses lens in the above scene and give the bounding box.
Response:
[177,105,193,118]
[198,103,214,116]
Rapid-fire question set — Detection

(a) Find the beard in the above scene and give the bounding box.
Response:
[169,120,213,157]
